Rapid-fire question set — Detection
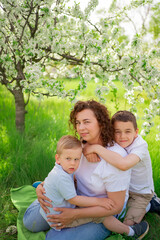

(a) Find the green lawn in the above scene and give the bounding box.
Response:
[0,80,160,240]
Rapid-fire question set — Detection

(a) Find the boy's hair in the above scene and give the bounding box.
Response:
[111,110,137,130]
[56,135,82,155]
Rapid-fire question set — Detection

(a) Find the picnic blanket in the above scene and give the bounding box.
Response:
[10,185,46,240]
[10,185,124,240]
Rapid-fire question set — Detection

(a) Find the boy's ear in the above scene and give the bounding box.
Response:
[135,128,139,137]
[55,154,60,164]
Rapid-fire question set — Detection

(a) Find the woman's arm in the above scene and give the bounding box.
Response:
[68,195,115,210]
[36,183,52,213]
[83,144,140,171]
[69,190,125,218]
[35,179,114,212]
[47,190,126,229]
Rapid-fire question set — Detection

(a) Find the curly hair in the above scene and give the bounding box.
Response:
[69,100,114,147]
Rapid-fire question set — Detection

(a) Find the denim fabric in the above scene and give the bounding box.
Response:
[23,199,111,239]
[46,222,111,240]
[23,199,50,232]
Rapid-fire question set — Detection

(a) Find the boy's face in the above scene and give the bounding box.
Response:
[113,121,139,148]
[55,147,82,174]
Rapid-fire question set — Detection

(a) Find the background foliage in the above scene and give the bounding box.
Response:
[0,0,160,239]
[0,0,160,136]
[0,80,160,239]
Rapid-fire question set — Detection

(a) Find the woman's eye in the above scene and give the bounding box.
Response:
[84,121,90,124]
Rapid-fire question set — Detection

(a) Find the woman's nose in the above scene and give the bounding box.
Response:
[78,123,85,130]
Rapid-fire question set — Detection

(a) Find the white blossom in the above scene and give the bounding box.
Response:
[0,0,159,136]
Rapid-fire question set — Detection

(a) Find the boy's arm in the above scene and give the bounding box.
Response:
[83,144,140,171]
[47,190,126,228]
[68,195,115,210]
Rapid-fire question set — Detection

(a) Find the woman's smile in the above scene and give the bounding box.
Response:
[80,132,88,137]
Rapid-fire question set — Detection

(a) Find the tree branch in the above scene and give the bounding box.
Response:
[32,91,71,97]
[25,92,30,106]
[0,65,14,94]
[87,20,102,34]
[129,72,142,86]
[138,5,151,32]
[124,13,138,34]
[31,5,40,37]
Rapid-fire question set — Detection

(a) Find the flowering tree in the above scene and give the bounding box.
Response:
[0,0,159,138]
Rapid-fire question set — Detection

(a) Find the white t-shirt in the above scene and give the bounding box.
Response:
[125,135,154,194]
[75,143,131,203]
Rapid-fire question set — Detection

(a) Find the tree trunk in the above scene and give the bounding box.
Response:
[14,89,25,132]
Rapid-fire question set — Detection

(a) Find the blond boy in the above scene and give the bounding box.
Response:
[39,135,115,230]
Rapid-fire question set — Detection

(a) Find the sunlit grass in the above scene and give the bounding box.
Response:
[0,81,160,240]
[0,81,159,191]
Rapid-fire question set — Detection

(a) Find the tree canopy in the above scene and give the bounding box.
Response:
[0,0,159,139]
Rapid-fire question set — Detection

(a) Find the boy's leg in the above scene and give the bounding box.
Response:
[67,217,94,227]
[23,199,50,232]
[67,214,129,235]
[103,215,129,235]
[149,192,160,214]
[124,192,153,226]
[102,215,149,239]
[32,181,42,188]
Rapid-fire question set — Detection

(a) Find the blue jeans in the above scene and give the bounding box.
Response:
[46,223,111,240]
[23,199,50,232]
[23,199,111,240]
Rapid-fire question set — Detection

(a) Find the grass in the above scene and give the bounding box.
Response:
[0,80,160,240]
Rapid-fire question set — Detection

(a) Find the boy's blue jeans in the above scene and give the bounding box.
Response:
[23,199,111,240]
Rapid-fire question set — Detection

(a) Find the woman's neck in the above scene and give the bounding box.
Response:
[87,138,103,146]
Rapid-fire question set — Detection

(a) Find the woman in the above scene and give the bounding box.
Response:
[23,100,130,240]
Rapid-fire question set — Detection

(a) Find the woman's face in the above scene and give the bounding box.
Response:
[75,109,102,145]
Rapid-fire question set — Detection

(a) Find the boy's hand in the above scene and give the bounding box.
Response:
[98,198,115,210]
[83,144,95,155]
[83,144,100,162]
[85,153,101,162]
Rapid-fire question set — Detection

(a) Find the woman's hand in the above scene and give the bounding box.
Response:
[36,182,52,213]
[47,207,76,230]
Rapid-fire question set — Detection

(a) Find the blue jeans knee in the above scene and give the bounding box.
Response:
[23,199,50,232]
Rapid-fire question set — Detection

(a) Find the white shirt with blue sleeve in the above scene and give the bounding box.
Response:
[40,163,77,226]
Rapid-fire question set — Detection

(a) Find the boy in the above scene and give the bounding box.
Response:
[111,111,154,226]
[39,135,115,230]
[84,110,154,227]
[24,135,115,232]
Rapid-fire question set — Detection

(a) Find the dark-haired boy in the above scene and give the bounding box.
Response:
[84,110,157,238]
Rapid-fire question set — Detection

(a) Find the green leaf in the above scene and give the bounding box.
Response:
[107,234,125,240]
